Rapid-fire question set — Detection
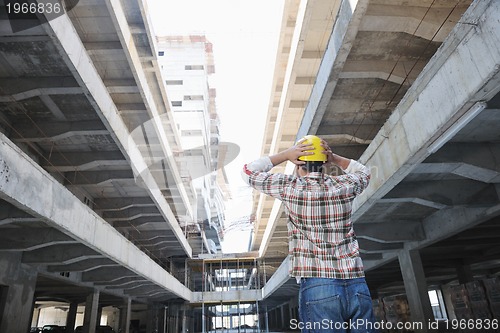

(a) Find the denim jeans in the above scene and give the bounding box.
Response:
[298,277,378,333]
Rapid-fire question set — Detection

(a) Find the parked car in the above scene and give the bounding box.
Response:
[97,326,115,333]
[74,325,115,333]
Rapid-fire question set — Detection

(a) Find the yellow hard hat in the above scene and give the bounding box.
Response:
[298,135,327,162]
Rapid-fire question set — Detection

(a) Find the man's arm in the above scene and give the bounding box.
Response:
[241,141,314,198]
[321,139,370,193]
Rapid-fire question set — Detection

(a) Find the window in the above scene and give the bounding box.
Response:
[428,289,447,320]
[166,80,183,85]
[181,130,203,137]
[185,65,204,70]
[171,101,182,107]
[158,51,164,56]
[184,95,204,101]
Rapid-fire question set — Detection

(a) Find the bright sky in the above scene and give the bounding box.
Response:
[145,0,285,252]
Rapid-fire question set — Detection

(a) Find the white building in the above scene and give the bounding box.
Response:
[156,35,226,254]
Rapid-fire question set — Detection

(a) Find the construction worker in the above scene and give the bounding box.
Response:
[242,135,377,332]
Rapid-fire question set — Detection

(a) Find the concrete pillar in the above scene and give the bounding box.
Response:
[82,290,100,333]
[398,249,434,332]
[147,303,166,333]
[158,305,166,333]
[264,305,269,333]
[119,298,131,333]
[0,252,37,333]
[66,302,79,333]
[182,304,193,333]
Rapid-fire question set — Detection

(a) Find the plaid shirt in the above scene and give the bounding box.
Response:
[242,157,370,279]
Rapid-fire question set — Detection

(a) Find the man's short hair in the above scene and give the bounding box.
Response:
[300,161,324,173]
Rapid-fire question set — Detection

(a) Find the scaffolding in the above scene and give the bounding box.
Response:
[187,256,264,333]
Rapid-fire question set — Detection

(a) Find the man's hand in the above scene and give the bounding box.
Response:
[321,139,350,170]
[269,140,314,166]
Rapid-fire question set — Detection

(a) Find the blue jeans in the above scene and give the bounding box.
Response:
[298,277,378,333]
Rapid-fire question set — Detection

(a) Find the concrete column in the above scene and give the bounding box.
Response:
[82,290,100,333]
[0,252,37,333]
[181,304,191,333]
[66,302,79,333]
[398,249,434,332]
[264,305,269,333]
[158,305,166,333]
[147,303,165,333]
[119,298,131,333]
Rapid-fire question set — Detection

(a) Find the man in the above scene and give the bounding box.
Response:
[242,135,377,333]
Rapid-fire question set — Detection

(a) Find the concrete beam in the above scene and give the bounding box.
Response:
[340,60,426,84]
[0,228,77,251]
[22,244,102,265]
[47,258,120,272]
[42,151,128,172]
[63,170,134,186]
[415,162,500,183]
[135,238,180,247]
[191,289,262,304]
[111,218,166,229]
[128,230,176,241]
[358,239,404,253]
[364,204,500,271]
[0,86,82,102]
[104,280,148,290]
[361,3,469,42]
[262,256,291,299]
[377,198,448,210]
[95,276,147,287]
[124,285,165,296]
[416,204,500,249]
[383,178,493,207]
[0,201,39,226]
[93,197,155,211]
[82,267,140,283]
[297,0,370,139]
[0,77,78,95]
[12,120,107,143]
[0,132,191,300]
[353,0,500,219]
[356,221,425,242]
[102,206,160,219]
[360,253,383,261]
